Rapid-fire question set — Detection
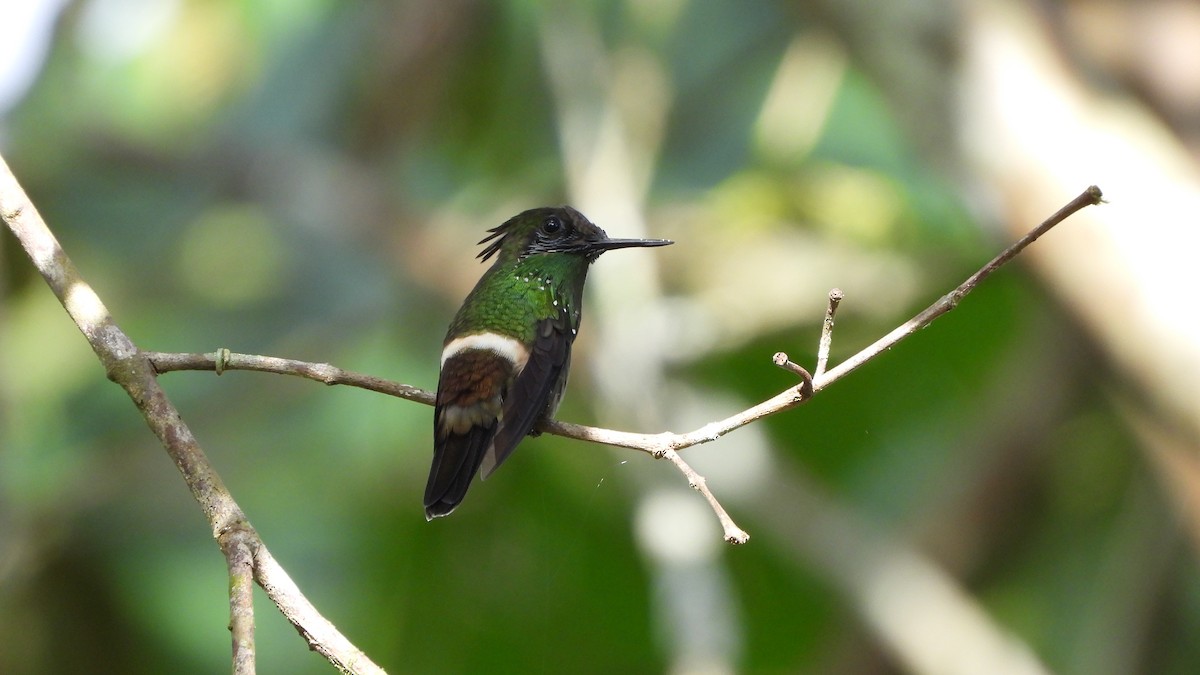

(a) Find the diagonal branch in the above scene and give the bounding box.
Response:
[813,185,1104,390]
[0,155,385,675]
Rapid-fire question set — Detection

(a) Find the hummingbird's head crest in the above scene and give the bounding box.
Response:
[476,206,672,264]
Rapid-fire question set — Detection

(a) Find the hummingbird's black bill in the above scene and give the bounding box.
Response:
[589,237,674,252]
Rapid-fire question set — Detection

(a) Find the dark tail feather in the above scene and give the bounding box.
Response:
[424,424,494,520]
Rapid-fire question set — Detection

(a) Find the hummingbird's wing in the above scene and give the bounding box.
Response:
[425,351,513,519]
[482,309,574,478]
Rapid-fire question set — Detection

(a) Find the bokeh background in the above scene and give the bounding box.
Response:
[2,1,1199,673]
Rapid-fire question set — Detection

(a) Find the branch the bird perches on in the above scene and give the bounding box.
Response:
[0,149,1102,673]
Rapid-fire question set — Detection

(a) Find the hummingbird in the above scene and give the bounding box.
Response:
[424,206,672,519]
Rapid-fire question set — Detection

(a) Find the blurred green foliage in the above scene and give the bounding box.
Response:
[2,1,1193,674]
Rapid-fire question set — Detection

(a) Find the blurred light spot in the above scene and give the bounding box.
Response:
[800,164,904,244]
[755,34,846,163]
[862,549,1048,675]
[0,0,68,112]
[636,489,720,565]
[611,45,671,190]
[709,171,790,230]
[74,0,248,139]
[1136,0,1200,110]
[1,287,97,402]
[177,204,287,308]
[638,489,742,674]
[75,0,181,63]
[626,0,685,36]
[671,211,921,351]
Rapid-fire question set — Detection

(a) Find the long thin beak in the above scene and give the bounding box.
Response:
[590,237,674,252]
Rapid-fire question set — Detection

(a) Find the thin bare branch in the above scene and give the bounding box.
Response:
[254,547,379,673]
[0,154,386,675]
[813,185,1104,391]
[661,448,750,544]
[136,186,1103,544]
[815,288,843,380]
[222,527,257,675]
[147,349,434,405]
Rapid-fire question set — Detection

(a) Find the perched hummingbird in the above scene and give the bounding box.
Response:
[424,206,672,519]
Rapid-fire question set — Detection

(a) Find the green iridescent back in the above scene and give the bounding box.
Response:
[445,252,588,344]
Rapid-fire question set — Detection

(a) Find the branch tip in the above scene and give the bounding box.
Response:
[815,289,843,379]
[773,353,814,399]
[726,530,750,545]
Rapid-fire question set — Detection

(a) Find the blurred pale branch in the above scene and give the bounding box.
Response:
[960,0,1200,583]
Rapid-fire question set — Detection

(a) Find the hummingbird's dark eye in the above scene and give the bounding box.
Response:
[542,216,563,234]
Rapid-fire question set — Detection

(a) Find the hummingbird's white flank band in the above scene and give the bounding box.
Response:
[441,332,530,371]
